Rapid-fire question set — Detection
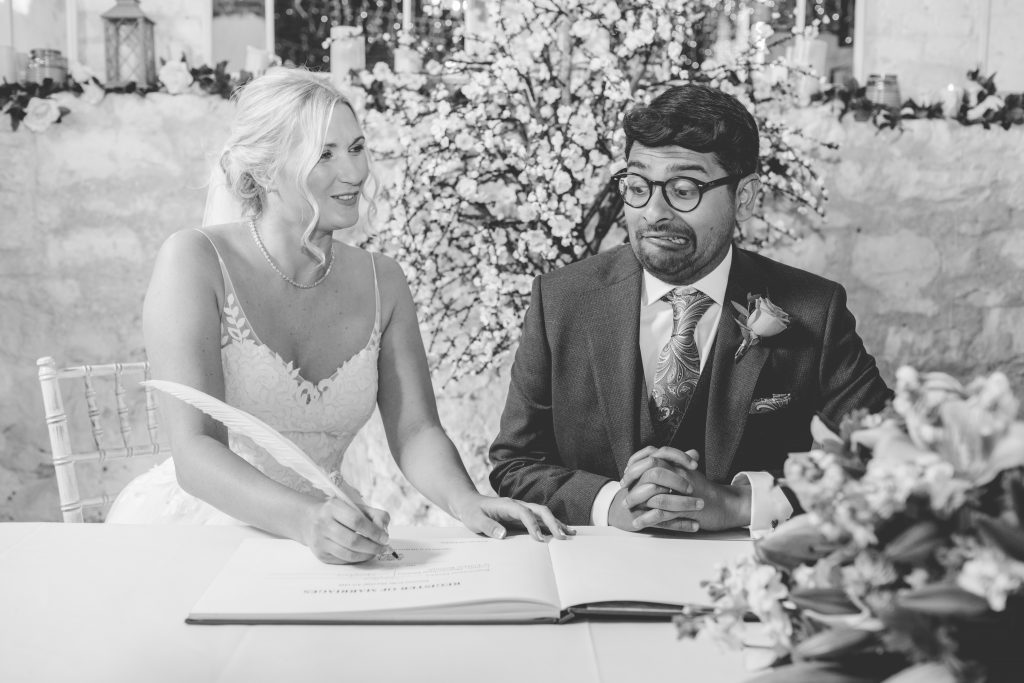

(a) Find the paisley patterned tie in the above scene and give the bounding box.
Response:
[649,287,714,445]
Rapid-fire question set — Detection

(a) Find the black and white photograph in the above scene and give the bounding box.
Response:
[2,1,1023,681]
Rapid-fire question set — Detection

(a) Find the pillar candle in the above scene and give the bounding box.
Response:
[735,7,751,47]
[245,45,269,75]
[394,46,421,74]
[0,45,14,83]
[264,0,275,56]
[941,84,962,118]
[403,0,413,36]
[464,0,489,56]
[330,25,365,85]
[65,0,78,65]
[1,0,13,47]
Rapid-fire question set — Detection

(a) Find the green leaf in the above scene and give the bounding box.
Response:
[883,521,943,565]
[1009,470,1024,526]
[880,662,957,683]
[793,627,874,661]
[790,588,861,615]
[810,414,843,450]
[974,512,1024,562]
[746,662,877,683]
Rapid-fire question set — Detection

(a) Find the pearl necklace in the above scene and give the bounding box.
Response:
[249,220,334,289]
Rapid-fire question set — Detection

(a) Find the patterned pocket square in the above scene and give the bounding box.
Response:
[749,393,791,414]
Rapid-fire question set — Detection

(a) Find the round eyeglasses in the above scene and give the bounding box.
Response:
[613,172,742,213]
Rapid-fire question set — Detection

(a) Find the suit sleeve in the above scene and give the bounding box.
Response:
[488,276,613,525]
[817,284,892,426]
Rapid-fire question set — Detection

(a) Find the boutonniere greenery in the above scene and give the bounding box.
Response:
[732,293,790,362]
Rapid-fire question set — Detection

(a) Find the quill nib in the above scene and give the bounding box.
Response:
[377,548,402,561]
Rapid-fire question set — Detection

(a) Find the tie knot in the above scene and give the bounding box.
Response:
[664,287,709,311]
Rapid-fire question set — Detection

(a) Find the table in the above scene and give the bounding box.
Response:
[0,523,755,683]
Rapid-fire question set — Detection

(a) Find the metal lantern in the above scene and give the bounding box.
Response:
[102,0,156,87]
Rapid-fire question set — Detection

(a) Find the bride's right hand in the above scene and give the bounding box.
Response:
[303,497,392,564]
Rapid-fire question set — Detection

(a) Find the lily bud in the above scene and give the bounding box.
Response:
[756,516,839,571]
[974,513,1024,563]
[789,587,860,615]
[896,583,989,617]
[883,521,943,565]
[793,627,873,660]
[747,662,875,683]
[880,663,957,683]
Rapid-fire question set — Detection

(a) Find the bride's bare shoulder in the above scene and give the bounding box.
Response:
[355,248,406,286]
[152,227,233,288]
[157,224,245,265]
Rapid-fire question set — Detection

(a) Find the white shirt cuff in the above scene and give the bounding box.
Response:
[731,471,794,540]
[591,481,621,526]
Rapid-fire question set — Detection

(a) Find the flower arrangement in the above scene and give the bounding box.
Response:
[678,367,1024,682]
[354,0,833,380]
[0,57,255,132]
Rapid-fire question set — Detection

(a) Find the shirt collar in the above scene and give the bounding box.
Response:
[642,245,732,307]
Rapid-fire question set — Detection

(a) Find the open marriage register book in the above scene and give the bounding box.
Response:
[187,526,753,625]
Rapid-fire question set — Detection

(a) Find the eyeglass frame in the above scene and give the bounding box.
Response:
[612,171,745,213]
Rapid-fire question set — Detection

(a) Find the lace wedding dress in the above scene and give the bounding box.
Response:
[106,232,381,524]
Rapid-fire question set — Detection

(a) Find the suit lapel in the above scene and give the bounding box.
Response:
[705,249,770,482]
[583,249,645,475]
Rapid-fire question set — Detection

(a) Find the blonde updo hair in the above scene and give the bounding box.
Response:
[219,67,363,266]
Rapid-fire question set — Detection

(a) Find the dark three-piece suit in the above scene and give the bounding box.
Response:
[489,244,892,525]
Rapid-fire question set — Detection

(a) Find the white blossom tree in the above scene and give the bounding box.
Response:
[356,0,827,380]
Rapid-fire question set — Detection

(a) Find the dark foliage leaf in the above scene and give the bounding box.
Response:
[974,512,1024,562]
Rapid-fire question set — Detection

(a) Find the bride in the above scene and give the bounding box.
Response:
[107,68,570,562]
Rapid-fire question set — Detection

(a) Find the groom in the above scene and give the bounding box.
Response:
[489,84,891,536]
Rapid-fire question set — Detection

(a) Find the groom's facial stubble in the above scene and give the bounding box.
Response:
[624,145,737,286]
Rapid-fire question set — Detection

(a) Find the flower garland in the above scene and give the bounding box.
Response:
[818,68,1024,132]
[679,367,1024,683]
[0,58,255,132]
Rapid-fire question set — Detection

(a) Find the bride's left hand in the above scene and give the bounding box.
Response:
[452,494,575,541]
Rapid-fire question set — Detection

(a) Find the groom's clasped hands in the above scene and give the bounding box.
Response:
[612,447,750,534]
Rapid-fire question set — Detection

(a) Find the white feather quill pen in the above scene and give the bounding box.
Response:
[142,379,357,503]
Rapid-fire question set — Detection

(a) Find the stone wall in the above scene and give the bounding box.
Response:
[1,92,1022,522]
[766,109,1024,390]
[859,0,1024,92]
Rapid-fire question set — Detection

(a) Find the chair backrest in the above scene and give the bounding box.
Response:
[37,356,169,522]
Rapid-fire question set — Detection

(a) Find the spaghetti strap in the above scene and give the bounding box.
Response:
[193,228,242,305]
[369,251,381,333]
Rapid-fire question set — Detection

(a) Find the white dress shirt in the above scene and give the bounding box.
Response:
[591,246,793,537]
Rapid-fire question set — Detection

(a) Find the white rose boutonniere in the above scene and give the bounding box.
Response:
[732,293,790,362]
[22,97,66,133]
[159,60,194,95]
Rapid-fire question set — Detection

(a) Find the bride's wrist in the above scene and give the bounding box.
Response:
[446,490,483,521]
[294,496,323,547]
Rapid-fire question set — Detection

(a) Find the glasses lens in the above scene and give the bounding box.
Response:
[665,178,701,211]
[618,174,651,207]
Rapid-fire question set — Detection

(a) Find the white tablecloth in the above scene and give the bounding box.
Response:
[0,523,754,683]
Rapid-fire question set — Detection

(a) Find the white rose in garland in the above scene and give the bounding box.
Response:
[22,97,65,133]
[158,60,194,95]
[81,80,106,106]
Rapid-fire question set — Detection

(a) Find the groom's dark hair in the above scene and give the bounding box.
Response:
[622,84,760,177]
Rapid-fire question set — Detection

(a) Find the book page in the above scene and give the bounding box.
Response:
[188,528,562,623]
[547,527,753,611]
